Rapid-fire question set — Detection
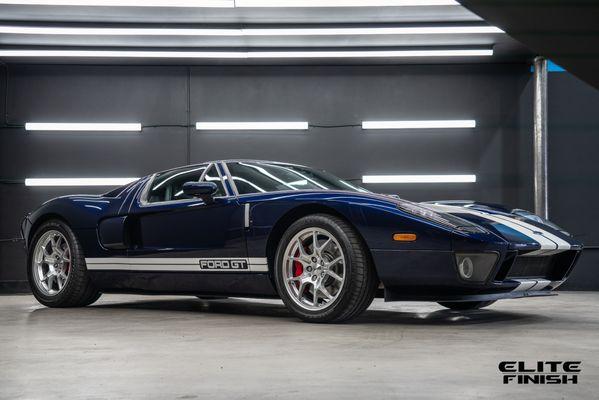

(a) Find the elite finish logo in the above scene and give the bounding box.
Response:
[499,361,582,384]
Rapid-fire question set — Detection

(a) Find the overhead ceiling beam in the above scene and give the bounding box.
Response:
[458,0,599,89]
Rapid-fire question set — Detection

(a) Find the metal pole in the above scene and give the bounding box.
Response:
[533,56,548,219]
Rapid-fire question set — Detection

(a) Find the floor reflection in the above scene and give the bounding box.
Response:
[26,297,548,326]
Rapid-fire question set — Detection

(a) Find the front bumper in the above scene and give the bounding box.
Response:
[384,287,557,302]
[372,247,582,302]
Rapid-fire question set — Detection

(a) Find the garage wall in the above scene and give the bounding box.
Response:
[0,62,594,291]
[547,72,599,290]
[188,64,533,206]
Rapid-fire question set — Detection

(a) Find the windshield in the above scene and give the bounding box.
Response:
[226,161,369,195]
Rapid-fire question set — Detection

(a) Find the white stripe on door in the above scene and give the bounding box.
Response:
[85,257,268,272]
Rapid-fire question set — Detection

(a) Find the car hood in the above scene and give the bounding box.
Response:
[424,202,581,253]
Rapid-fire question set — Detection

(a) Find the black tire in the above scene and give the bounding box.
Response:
[27,219,101,308]
[274,214,378,323]
[438,301,496,310]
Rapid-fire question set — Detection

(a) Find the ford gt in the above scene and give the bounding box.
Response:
[22,160,582,322]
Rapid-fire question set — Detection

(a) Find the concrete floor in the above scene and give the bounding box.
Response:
[0,293,597,400]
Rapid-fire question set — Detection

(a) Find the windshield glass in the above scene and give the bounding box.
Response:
[226,161,369,195]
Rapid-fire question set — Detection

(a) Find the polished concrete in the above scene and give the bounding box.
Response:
[1,292,597,399]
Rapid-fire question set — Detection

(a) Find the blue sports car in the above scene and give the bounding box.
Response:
[22,160,582,322]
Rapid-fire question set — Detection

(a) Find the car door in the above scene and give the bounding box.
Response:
[126,163,248,270]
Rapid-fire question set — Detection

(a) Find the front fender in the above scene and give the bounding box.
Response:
[243,191,460,259]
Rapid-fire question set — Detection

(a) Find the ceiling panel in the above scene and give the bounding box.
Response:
[0,2,533,65]
[0,4,479,24]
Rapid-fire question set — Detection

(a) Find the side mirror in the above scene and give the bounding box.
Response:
[182,181,218,204]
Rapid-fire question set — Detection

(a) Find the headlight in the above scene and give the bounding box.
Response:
[455,253,498,282]
[397,202,458,227]
[397,202,486,232]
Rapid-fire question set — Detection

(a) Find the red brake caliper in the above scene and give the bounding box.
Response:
[293,249,303,286]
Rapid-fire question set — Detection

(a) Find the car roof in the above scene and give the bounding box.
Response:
[149,159,309,177]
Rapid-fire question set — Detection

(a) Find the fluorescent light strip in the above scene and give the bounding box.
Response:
[25,178,139,186]
[362,120,476,129]
[236,0,460,6]
[196,122,308,130]
[0,0,233,7]
[0,25,503,36]
[25,122,142,131]
[245,26,503,35]
[362,174,476,183]
[0,26,240,36]
[0,49,493,59]
[0,0,458,6]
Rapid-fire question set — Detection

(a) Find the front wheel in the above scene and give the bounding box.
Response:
[438,301,496,310]
[27,219,101,308]
[274,214,378,323]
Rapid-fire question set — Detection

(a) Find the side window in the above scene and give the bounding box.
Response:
[146,165,207,203]
[201,164,226,197]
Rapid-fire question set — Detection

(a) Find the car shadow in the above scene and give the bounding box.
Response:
[353,307,547,326]
[55,297,549,326]
[94,297,293,319]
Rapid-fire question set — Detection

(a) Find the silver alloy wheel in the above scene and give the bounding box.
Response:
[282,227,346,311]
[32,230,72,296]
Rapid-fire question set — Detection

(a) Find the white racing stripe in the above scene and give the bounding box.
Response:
[428,204,571,256]
[489,214,571,254]
[467,212,558,255]
[86,257,268,272]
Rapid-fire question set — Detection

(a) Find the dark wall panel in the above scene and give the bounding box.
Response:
[0,63,596,291]
[0,127,187,179]
[0,65,189,283]
[547,73,599,289]
[548,73,599,246]
[562,251,599,291]
[190,64,533,208]
[6,65,187,124]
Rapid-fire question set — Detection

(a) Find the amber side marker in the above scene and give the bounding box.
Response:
[393,233,417,242]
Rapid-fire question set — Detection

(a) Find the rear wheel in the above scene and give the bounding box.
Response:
[438,301,495,310]
[28,220,101,307]
[274,214,378,323]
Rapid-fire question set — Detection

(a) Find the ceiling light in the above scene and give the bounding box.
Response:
[196,122,309,130]
[0,0,458,6]
[0,50,245,58]
[245,26,503,35]
[0,26,240,36]
[249,49,492,58]
[25,178,139,186]
[0,25,503,36]
[25,122,142,131]
[362,175,477,183]
[0,49,493,59]
[236,0,459,7]
[362,120,476,129]
[0,0,233,7]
